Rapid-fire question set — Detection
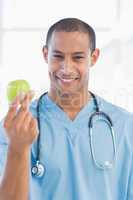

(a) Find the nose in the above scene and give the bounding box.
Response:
[61,57,74,73]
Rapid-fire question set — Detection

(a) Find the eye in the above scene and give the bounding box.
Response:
[53,54,64,59]
[73,56,84,60]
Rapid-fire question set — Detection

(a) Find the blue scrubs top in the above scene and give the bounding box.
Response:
[0,94,133,200]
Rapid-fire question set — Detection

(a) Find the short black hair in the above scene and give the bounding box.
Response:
[45,18,96,52]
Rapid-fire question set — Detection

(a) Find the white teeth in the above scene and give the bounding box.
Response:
[60,78,74,82]
[56,76,78,83]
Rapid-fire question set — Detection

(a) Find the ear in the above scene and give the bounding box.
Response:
[42,45,48,63]
[90,48,100,67]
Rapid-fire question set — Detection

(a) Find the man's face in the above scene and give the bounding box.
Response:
[43,31,99,96]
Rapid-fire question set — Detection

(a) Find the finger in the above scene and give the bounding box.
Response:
[4,95,21,127]
[21,91,35,110]
[30,118,38,134]
[21,112,32,132]
[13,91,35,125]
[4,91,34,128]
[29,118,39,141]
[16,91,34,116]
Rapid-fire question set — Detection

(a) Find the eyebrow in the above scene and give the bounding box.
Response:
[53,50,63,54]
[52,50,85,55]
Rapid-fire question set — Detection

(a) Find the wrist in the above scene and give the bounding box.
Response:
[8,143,30,156]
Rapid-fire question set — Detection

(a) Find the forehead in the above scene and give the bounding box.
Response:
[49,31,90,52]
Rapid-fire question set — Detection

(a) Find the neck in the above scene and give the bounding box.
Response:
[48,88,91,119]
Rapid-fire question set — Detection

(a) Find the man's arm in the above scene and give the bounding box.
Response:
[0,146,30,200]
[0,92,38,200]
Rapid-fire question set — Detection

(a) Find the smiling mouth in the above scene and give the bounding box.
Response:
[56,76,79,83]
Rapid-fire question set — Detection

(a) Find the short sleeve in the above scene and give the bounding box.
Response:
[0,119,9,182]
[29,99,38,118]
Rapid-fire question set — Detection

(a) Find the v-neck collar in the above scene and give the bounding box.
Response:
[40,93,99,126]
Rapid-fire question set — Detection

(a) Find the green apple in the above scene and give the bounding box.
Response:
[7,79,31,103]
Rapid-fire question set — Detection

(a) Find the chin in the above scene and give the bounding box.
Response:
[57,87,82,98]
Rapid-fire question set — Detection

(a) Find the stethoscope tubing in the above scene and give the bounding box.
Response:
[89,114,116,170]
[31,91,116,178]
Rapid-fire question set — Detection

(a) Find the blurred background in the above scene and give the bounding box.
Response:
[0,0,133,119]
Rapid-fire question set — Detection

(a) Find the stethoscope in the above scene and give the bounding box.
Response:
[31,91,116,178]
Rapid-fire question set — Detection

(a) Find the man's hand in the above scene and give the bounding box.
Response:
[4,91,38,152]
[0,92,37,200]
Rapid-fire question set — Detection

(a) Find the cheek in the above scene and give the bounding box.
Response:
[48,59,60,73]
[79,66,89,79]
[48,65,58,81]
[48,71,55,81]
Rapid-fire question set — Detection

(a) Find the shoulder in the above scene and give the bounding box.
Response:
[97,95,133,120]
[29,92,49,118]
[29,99,38,118]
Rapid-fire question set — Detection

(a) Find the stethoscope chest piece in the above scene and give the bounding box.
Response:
[31,161,45,178]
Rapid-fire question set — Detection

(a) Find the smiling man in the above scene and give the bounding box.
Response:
[0,18,133,200]
[43,28,99,119]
